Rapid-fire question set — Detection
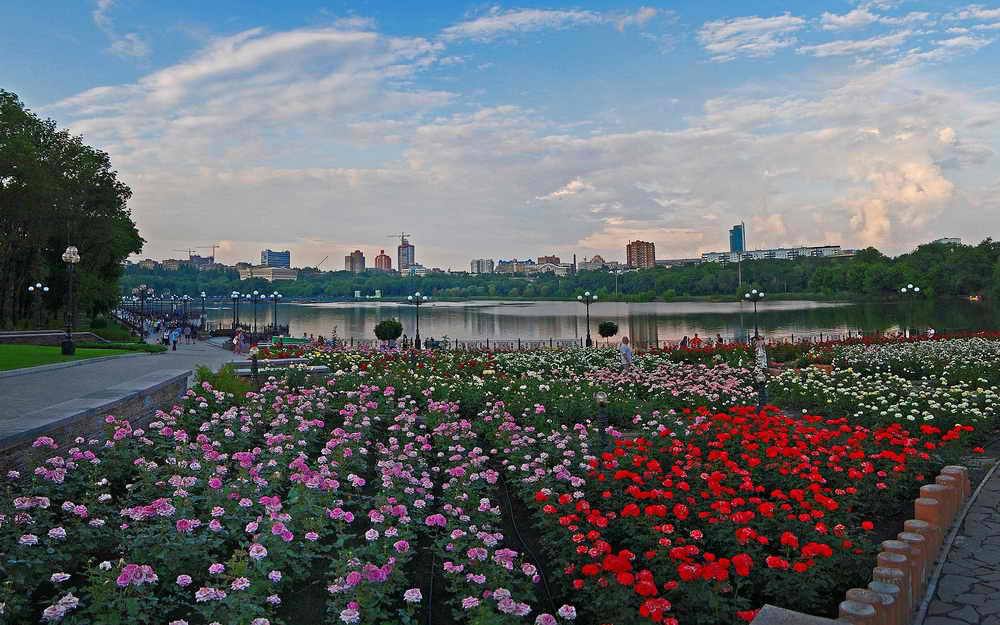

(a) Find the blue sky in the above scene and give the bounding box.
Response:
[3,1,1000,268]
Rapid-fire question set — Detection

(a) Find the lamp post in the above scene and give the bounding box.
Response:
[27,283,49,328]
[231,291,240,330]
[269,291,282,334]
[900,284,921,338]
[594,391,609,450]
[61,245,80,355]
[577,291,598,347]
[251,290,260,338]
[407,291,429,349]
[199,291,207,329]
[132,284,152,316]
[743,288,765,339]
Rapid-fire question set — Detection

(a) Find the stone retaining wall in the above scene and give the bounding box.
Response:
[0,369,190,472]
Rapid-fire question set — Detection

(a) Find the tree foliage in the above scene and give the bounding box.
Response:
[0,90,143,327]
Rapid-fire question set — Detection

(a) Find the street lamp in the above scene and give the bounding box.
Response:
[230,291,240,330]
[407,291,429,349]
[576,291,598,347]
[594,391,609,450]
[269,291,282,334]
[900,284,921,338]
[743,288,765,339]
[200,291,207,326]
[251,290,260,338]
[27,282,49,328]
[61,245,80,355]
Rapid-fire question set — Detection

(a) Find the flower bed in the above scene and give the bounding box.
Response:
[1,341,993,624]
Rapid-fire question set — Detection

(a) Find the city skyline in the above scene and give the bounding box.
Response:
[4,1,1000,268]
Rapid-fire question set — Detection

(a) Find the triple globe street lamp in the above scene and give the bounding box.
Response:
[577,291,598,347]
[743,288,765,339]
[269,291,282,334]
[407,291,429,349]
[27,282,49,328]
[900,283,921,337]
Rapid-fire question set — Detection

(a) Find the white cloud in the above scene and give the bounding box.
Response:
[820,8,879,31]
[92,0,151,60]
[935,34,993,49]
[614,7,659,31]
[698,13,805,62]
[536,178,595,200]
[441,7,601,42]
[946,5,1000,21]
[798,30,913,57]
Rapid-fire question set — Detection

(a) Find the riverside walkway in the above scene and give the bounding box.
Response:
[0,340,235,440]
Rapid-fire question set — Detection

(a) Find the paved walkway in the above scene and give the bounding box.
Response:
[0,341,235,437]
[922,460,1000,625]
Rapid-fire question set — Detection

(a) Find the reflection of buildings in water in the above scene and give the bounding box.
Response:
[626,314,659,349]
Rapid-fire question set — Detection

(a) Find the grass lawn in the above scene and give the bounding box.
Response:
[0,344,135,372]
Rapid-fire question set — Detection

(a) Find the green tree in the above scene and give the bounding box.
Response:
[0,90,142,327]
[598,320,619,339]
[373,318,403,341]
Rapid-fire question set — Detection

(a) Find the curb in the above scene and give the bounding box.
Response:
[0,352,152,380]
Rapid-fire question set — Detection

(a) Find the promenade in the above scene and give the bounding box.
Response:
[0,339,235,440]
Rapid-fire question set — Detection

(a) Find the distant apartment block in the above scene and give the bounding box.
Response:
[470,258,495,274]
[526,262,573,276]
[931,237,961,245]
[701,245,853,263]
[374,249,393,271]
[577,255,607,272]
[537,255,560,265]
[345,250,366,274]
[137,258,160,270]
[626,240,656,268]
[495,259,535,274]
[260,249,291,268]
[238,266,298,282]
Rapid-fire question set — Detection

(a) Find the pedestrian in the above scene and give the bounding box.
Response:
[679,335,690,349]
[190,326,198,342]
[927,327,936,339]
[618,336,634,370]
[240,331,249,354]
[690,333,703,349]
[232,331,242,354]
[715,333,724,346]
[170,326,180,351]
[182,325,191,344]
[161,327,170,347]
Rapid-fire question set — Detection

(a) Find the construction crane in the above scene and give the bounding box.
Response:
[387,232,411,246]
[194,243,220,262]
[314,255,329,268]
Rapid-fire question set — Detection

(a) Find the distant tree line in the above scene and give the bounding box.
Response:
[0,90,143,328]
[120,240,1000,303]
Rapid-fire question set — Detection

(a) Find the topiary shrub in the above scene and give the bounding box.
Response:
[374,318,403,342]
[598,320,619,339]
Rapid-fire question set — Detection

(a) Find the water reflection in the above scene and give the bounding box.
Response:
[205,299,999,347]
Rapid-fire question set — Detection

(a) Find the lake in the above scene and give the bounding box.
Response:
[204,298,999,347]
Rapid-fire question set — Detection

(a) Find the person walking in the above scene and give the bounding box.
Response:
[679,335,690,349]
[715,333,724,346]
[618,336,634,370]
[169,326,181,351]
[182,325,191,345]
[690,333,703,349]
[232,330,242,354]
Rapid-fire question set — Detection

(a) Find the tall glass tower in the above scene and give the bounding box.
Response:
[729,223,745,254]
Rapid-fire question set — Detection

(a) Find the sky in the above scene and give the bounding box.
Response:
[3,1,1000,269]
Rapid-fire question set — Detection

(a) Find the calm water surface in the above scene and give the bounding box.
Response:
[205,299,999,346]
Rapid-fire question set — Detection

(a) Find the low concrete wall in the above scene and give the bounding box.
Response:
[0,331,107,345]
[0,369,190,472]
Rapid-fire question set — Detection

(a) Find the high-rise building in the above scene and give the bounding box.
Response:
[626,241,656,268]
[398,238,415,272]
[537,255,560,265]
[261,249,291,268]
[729,224,745,254]
[345,250,366,274]
[470,258,495,274]
[374,249,393,271]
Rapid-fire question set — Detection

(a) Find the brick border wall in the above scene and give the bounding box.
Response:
[752,466,971,625]
[0,331,106,345]
[0,370,190,473]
